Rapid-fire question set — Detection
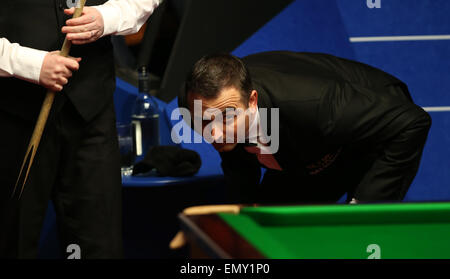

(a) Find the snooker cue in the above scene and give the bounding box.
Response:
[12,0,87,199]
[169,204,241,249]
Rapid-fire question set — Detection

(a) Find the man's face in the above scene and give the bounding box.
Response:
[187,87,258,152]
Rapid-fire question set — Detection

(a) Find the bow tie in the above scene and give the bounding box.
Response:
[243,142,282,171]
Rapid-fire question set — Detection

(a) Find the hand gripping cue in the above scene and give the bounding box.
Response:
[12,0,87,199]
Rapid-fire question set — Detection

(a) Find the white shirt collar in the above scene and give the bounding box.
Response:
[246,107,270,146]
[246,107,259,143]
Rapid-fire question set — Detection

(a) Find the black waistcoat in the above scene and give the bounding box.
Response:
[0,0,115,122]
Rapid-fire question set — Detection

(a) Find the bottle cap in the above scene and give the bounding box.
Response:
[138,66,149,93]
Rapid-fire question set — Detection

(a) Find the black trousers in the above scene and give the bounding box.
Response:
[0,94,123,258]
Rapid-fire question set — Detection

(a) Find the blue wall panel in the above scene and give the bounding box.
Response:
[233,0,354,60]
[232,0,450,201]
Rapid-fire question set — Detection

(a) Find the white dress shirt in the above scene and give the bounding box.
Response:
[93,0,161,37]
[0,0,161,83]
[0,38,48,83]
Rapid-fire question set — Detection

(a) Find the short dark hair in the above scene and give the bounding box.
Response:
[184,53,253,104]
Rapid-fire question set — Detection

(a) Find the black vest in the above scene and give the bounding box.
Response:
[0,0,115,122]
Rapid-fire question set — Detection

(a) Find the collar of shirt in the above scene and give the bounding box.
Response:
[246,107,259,143]
[245,107,272,154]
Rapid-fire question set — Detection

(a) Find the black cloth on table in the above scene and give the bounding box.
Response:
[133,145,201,177]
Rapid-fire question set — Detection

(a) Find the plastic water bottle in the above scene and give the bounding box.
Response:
[131,66,160,160]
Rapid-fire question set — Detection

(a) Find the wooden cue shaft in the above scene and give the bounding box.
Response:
[12,0,87,199]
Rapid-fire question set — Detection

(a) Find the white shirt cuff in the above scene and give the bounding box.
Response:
[14,46,47,83]
[92,5,119,37]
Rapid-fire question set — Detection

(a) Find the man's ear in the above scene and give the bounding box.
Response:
[248,90,258,109]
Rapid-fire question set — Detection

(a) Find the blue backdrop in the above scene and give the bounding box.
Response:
[232,0,450,201]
